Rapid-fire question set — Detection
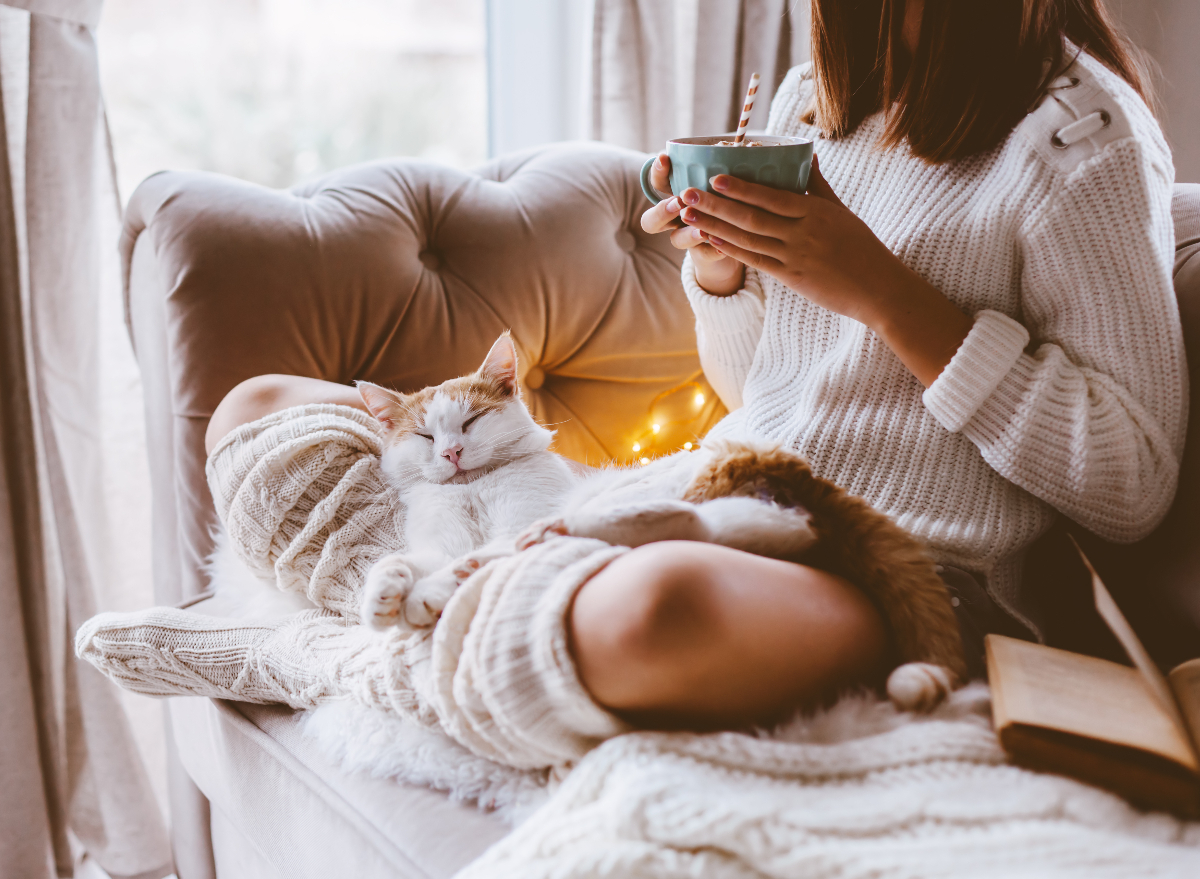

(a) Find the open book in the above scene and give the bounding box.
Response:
[986,542,1200,817]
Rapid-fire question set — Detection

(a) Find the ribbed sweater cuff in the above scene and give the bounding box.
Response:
[923,310,1030,434]
[681,253,766,336]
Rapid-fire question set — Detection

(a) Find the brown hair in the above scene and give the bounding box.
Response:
[802,0,1155,163]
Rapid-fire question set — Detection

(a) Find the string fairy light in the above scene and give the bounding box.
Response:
[626,377,716,463]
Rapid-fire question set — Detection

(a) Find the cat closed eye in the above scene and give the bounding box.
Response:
[416,432,433,441]
[462,412,484,431]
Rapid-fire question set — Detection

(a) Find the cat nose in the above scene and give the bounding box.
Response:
[442,443,463,466]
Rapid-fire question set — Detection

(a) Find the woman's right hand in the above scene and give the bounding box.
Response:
[640,153,745,296]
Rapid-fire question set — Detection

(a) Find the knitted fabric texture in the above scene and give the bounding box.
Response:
[75,606,434,719]
[205,403,405,619]
[76,538,627,766]
[431,536,630,769]
[79,404,627,767]
[687,52,1187,634]
[460,685,1200,878]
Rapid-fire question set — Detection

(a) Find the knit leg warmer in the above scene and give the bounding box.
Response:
[430,536,629,769]
[206,404,404,619]
[78,536,631,767]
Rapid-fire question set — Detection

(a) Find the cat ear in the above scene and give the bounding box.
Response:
[356,381,405,429]
[478,333,519,396]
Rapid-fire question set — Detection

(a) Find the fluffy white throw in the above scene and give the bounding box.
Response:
[459,685,1200,878]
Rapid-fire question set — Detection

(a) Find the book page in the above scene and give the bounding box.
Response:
[987,635,1198,772]
[1169,658,1200,755]
[1070,538,1191,736]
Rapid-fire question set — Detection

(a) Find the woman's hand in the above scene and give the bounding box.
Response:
[677,157,973,386]
[640,152,745,296]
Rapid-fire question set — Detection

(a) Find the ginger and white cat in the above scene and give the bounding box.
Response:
[356,333,818,633]
[204,331,964,711]
[354,333,968,713]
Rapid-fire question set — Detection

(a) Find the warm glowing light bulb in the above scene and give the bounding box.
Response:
[652,423,661,434]
[683,442,693,450]
[694,392,705,407]
[631,442,641,452]
[639,457,650,466]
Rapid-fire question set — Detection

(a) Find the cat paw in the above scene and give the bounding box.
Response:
[886,662,957,713]
[360,557,416,631]
[452,556,483,582]
[403,571,457,628]
[515,517,569,550]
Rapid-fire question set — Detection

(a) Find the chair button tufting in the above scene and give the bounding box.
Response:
[614,229,636,253]
[419,250,441,271]
[524,366,546,389]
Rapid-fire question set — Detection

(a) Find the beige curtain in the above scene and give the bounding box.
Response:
[0,1,171,877]
[1108,0,1200,183]
[589,0,810,153]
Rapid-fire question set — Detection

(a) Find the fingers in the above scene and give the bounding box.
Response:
[669,224,726,263]
[701,231,785,274]
[706,176,808,219]
[679,185,795,236]
[650,152,672,198]
[679,202,788,260]
[641,193,685,234]
[669,223,704,250]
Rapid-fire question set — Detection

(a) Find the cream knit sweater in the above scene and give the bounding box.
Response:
[688,53,1186,631]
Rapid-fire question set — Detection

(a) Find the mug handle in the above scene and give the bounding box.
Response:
[640,155,666,205]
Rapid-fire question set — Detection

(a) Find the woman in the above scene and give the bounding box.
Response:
[208,0,1183,731]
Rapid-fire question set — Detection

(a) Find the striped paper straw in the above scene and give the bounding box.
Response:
[732,72,760,145]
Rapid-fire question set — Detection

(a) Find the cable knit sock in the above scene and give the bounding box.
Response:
[430,536,630,769]
[75,606,432,718]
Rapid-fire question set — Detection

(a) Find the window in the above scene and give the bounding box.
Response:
[99,0,488,201]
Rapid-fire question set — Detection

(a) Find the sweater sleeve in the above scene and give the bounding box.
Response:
[922,138,1186,543]
[681,252,767,410]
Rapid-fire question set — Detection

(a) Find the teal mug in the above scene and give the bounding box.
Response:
[640,135,814,204]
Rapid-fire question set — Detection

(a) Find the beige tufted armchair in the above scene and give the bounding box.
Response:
[120,141,1200,877]
[120,143,723,878]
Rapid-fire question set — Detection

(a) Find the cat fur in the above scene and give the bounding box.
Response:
[353,332,967,711]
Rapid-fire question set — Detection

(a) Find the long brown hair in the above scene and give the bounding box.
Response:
[802,0,1154,163]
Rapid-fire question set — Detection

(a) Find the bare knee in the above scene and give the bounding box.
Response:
[568,541,890,728]
[569,542,723,712]
[205,374,295,454]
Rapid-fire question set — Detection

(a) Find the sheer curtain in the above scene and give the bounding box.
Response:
[0,1,170,877]
[588,0,810,153]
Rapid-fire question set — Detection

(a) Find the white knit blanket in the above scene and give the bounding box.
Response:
[454,684,1200,878]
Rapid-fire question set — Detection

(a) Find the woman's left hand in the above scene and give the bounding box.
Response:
[678,157,974,386]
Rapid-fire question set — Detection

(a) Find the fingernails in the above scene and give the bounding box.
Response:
[709,235,726,246]
[654,156,665,169]
[682,207,698,222]
[683,189,699,205]
[665,197,682,214]
[710,176,729,191]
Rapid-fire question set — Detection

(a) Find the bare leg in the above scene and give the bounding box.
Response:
[205,374,367,454]
[569,541,890,729]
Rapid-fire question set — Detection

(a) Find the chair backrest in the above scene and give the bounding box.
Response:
[120,143,720,603]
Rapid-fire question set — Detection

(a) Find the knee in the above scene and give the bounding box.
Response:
[205,374,293,454]
[569,542,718,710]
